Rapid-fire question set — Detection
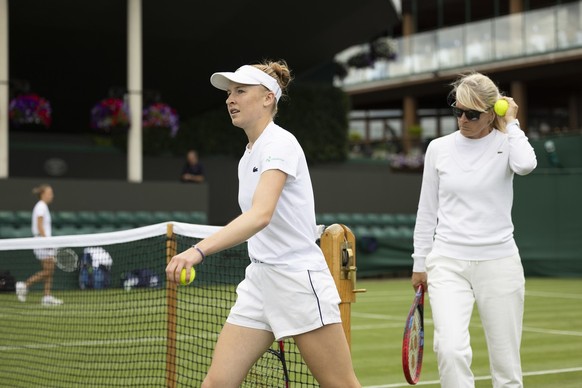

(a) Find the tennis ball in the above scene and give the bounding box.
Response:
[494,99,509,117]
[180,267,195,286]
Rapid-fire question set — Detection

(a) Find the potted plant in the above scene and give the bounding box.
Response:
[9,93,52,129]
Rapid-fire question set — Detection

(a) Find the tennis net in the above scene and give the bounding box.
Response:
[0,222,318,387]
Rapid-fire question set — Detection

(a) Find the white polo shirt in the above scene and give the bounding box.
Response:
[31,200,52,237]
[238,122,327,271]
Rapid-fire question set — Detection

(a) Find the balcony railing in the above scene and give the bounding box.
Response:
[335,1,582,87]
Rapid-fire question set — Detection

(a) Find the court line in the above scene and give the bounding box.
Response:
[523,325,582,337]
[363,366,582,387]
[0,332,218,352]
[525,290,582,299]
[351,313,582,336]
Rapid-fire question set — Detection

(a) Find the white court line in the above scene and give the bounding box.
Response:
[352,312,404,321]
[0,332,218,352]
[523,325,582,337]
[351,312,581,336]
[525,290,582,300]
[351,311,433,329]
[363,366,582,388]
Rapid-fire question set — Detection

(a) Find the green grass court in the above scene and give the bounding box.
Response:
[351,277,582,387]
[1,277,580,387]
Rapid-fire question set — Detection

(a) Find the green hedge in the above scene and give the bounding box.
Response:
[138,83,351,163]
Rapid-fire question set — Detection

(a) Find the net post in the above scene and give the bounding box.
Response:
[320,223,366,349]
[165,223,178,388]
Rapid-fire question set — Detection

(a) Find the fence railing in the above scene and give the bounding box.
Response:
[336,1,582,87]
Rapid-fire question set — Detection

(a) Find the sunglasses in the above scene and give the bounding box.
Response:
[451,106,486,121]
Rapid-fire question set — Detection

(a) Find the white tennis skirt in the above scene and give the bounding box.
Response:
[33,248,56,260]
[226,263,342,340]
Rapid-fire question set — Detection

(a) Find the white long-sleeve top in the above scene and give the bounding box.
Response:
[412,122,537,272]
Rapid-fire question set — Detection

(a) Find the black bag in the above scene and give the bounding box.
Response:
[0,270,16,292]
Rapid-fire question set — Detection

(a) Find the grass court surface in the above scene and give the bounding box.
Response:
[1,277,580,387]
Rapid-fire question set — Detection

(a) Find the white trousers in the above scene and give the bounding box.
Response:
[426,253,525,388]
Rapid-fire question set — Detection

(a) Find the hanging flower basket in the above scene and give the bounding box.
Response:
[141,102,180,155]
[142,102,180,137]
[389,152,425,173]
[90,97,130,134]
[9,93,52,128]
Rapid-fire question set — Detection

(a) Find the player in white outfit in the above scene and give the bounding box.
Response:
[411,72,537,388]
[166,60,361,387]
[16,184,63,306]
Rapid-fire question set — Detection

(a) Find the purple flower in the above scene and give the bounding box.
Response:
[389,152,425,170]
[9,93,52,128]
[142,102,180,137]
[90,97,130,133]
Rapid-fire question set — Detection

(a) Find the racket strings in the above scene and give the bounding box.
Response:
[407,311,422,372]
[56,249,79,272]
[243,348,287,387]
[402,286,425,385]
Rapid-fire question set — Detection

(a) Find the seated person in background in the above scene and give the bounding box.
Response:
[180,149,205,183]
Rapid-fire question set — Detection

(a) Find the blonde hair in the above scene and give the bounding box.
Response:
[32,184,52,199]
[252,59,293,116]
[449,72,506,132]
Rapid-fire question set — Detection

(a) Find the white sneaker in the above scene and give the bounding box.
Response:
[41,295,63,306]
[16,282,28,302]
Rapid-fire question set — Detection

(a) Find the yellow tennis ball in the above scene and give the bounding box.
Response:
[494,99,509,117]
[180,267,195,285]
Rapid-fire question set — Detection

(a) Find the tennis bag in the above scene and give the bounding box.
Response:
[120,268,159,291]
[79,247,112,290]
[0,270,16,292]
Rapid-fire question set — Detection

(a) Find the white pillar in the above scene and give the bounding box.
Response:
[127,0,142,182]
[0,0,9,178]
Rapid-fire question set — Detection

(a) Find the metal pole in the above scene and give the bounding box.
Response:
[127,0,143,182]
[0,0,9,178]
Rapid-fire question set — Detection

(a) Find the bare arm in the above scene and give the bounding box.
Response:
[166,169,286,283]
[37,216,46,237]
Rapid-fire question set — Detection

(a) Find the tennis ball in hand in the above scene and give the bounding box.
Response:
[180,267,195,285]
[494,99,509,117]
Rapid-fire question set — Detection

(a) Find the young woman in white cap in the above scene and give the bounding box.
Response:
[166,60,361,387]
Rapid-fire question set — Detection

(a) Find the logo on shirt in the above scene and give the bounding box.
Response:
[252,167,258,172]
[266,156,284,163]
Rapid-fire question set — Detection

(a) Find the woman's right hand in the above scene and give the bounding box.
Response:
[165,247,203,284]
[411,272,427,292]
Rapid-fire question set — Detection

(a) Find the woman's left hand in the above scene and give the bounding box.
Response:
[501,97,519,123]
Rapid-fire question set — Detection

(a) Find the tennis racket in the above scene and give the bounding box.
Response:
[402,284,425,385]
[55,248,79,272]
[243,340,290,388]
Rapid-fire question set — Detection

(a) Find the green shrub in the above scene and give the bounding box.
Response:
[136,83,351,163]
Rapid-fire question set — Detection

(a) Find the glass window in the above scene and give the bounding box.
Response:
[494,13,524,60]
[411,31,438,73]
[465,20,494,64]
[556,2,582,48]
[525,8,556,54]
[441,116,457,136]
[437,25,464,69]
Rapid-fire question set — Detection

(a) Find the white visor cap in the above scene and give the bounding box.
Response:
[210,65,282,102]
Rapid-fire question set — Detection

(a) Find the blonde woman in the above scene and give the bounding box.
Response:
[411,72,537,387]
[166,60,361,387]
[16,184,63,306]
